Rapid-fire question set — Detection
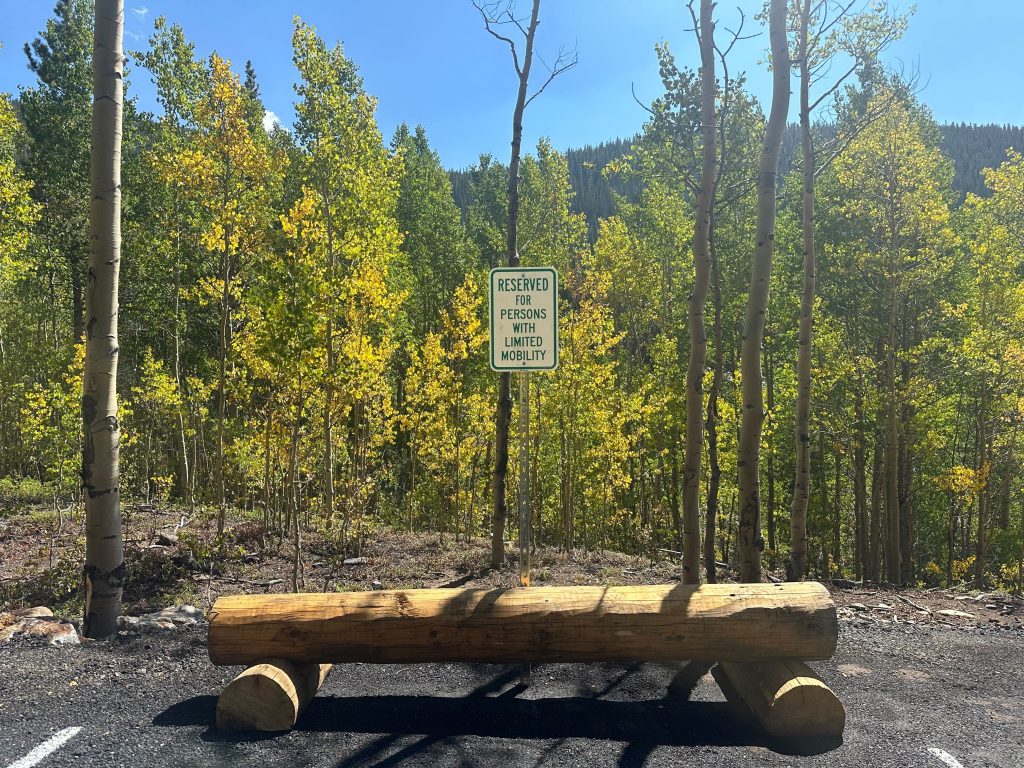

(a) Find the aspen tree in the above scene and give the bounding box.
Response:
[736,0,789,582]
[82,0,124,638]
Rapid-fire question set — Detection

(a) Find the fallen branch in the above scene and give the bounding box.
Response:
[895,593,930,613]
[193,574,284,588]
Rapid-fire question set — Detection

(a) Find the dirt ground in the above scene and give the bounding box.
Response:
[4,501,1022,629]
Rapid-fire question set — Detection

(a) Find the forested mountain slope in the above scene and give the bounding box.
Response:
[451,123,1024,234]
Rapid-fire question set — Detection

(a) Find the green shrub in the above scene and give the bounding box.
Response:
[0,476,53,506]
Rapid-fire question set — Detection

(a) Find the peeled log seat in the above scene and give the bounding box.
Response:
[208,582,837,666]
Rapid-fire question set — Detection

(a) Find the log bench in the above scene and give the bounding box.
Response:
[208,582,844,746]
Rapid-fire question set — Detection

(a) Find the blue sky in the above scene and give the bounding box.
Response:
[1,1,1022,169]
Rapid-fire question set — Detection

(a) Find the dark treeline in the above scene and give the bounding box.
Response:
[451,123,1024,240]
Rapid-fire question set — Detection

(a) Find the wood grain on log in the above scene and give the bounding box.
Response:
[713,660,845,747]
[208,583,837,666]
[216,660,331,731]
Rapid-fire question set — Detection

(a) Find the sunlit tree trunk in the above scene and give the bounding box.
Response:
[884,266,901,584]
[323,190,336,532]
[704,211,723,584]
[173,209,191,506]
[737,0,789,583]
[289,395,302,592]
[82,0,124,638]
[868,423,884,582]
[998,415,1018,530]
[853,388,867,580]
[975,377,991,586]
[216,237,230,537]
[766,346,777,564]
[831,443,842,577]
[682,0,717,584]
[788,0,814,581]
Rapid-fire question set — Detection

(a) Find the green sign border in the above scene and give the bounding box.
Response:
[489,266,559,371]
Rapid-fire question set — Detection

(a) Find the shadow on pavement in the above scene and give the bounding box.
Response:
[153,662,841,764]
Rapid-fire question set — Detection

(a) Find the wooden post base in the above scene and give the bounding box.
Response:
[216,659,332,732]
[713,660,845,751]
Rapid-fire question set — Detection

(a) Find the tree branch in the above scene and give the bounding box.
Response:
[473,1,523,76]
[524,45,577,107]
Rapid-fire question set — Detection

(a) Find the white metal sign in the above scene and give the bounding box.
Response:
[489,267,559,371]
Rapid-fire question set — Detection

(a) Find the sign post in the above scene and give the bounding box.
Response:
[489,267,558,578]
[490,266,558,685]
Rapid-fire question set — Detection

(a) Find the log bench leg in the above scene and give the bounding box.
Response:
[712,660,845,752]
[216,659,332,731]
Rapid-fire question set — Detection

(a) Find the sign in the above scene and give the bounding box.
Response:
[489,267,559,371]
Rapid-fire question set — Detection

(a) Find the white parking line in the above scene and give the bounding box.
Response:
[928,747,966,768]
[5,727,82,768]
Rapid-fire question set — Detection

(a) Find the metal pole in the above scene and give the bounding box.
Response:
[518,370,531,588]
[518,369,531,685]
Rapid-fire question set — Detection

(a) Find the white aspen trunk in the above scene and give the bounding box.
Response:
[737,0,790,583]
[217,237,230,537]
[788,0,814,582]
[82,0,125,638]
[682,0,716,584]
[704,217,724,583]
[975,379,990,586]
[322,184,336,531]
[172,196,190,504]
[884,271,901,583]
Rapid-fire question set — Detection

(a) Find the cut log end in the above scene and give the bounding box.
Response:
[216,660,331,732]
[713,660,845,753]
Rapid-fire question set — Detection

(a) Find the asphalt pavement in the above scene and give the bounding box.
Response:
[0,621,1021,767]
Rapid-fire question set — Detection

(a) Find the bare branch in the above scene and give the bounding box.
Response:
[812,67,922,178]
[524,45,577,107]
[815,0,857,42]
[719,7,756,60]
[713,7,753,197]
[808,26,899,112]
[688,0,702,50]
[473,1,522,76]
[631,81,655,116]
[504,7,530,38]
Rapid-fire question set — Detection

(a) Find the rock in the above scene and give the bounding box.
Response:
[0,615,80,646]
[153,532,179,547]
[117,604,204,633]
[46,624,82,645]
[156,604,203,624]
[16,606,55,619]
[937,609,975,619]
[371,580,383,590]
